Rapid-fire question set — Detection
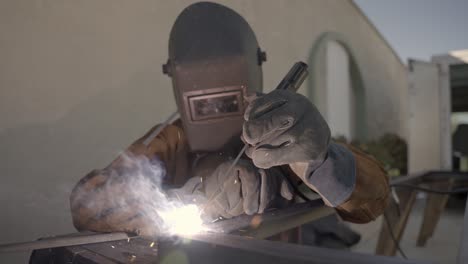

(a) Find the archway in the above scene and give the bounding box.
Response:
[307,32,367,142]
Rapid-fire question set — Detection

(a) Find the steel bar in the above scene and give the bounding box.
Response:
[178,233,431,264]
[422,171,468,182]
[390,171,429,185]
[390,170,468,186]
[208,199,331,235]
[0,232,134,253]
[228,200,333,238]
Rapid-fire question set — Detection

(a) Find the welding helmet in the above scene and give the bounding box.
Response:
[163,2,266,152]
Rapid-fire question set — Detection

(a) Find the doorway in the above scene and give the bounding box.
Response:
[326,41,356,141]
[308,32,366,142]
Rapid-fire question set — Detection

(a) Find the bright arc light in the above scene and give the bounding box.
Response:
[159,205,205,236]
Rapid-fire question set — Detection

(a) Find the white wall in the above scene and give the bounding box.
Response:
[407,60,442,173]
[0,0,407,262]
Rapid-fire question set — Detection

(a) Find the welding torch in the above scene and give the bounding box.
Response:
[202,61,309,212]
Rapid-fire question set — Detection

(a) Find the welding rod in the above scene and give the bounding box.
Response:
[142,111,180,146]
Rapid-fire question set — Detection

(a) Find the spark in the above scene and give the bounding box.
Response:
[159,204,206,236]
[112,153,207,237]
[150,241,155,248]
[250,215,263,228]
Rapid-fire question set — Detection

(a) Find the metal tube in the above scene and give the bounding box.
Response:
[0,232,134,253]
[208,199,329,235]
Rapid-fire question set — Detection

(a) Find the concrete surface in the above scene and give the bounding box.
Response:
[350,197,466,264]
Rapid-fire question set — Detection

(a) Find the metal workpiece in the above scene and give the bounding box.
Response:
[31,233,429,264]
[168,233,429,264]
[22,196,441,264]
[2,200,330,253]
[0,232,135,253]
[29,233,431,264]
[19,171,468,263]
[209,199,333,238]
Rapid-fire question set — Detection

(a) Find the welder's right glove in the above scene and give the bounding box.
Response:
[243,90,357,208]
[243,89,331,169]
[201,159,293,220]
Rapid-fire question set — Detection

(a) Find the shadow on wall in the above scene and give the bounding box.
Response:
[0,66,173,262]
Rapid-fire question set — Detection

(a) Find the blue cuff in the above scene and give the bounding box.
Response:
[302,143,356,207]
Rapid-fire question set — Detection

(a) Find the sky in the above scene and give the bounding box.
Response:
[354,0,468,63]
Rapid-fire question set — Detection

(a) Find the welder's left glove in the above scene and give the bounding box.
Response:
[201,159,293,220]
[243,90,357,207]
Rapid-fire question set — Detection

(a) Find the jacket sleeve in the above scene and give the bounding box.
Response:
[334,143,390,223]
[69,123,188,235]
[290,142,390,224]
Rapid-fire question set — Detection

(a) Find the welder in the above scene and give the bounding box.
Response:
[70,2,389,242]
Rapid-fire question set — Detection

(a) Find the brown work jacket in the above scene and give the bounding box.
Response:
[70,122,390,236]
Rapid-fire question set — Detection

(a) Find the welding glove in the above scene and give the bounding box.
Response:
[202,159,293,220]
[243,90,357,208]
[243,89,331,168]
